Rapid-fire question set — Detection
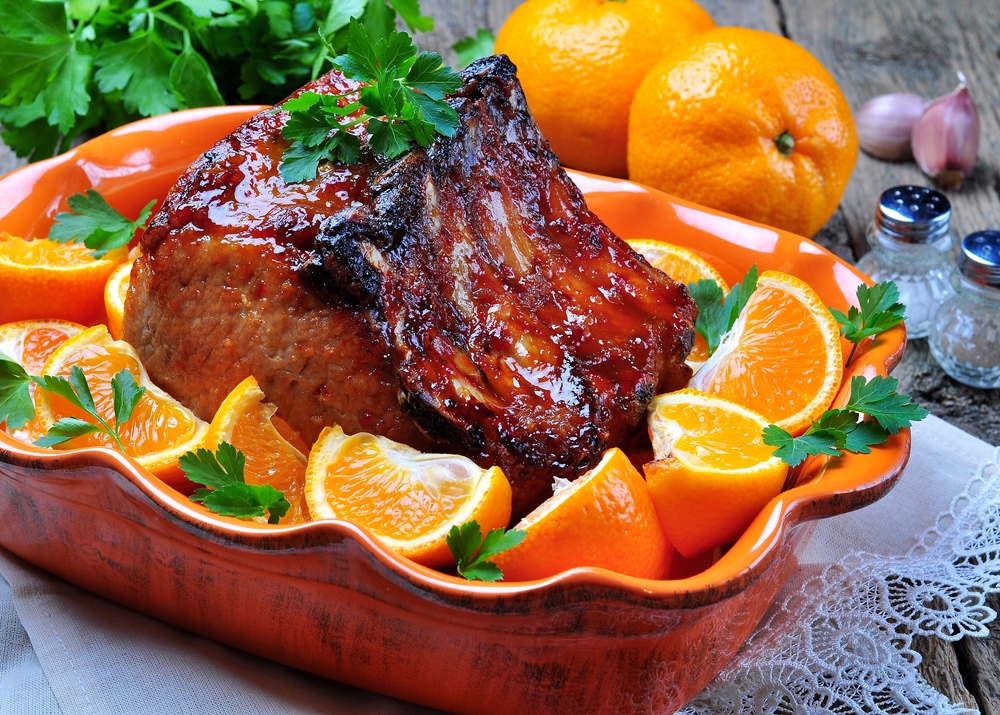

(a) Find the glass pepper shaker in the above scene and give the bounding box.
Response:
[929,231,1000,389]
[855,185,956,338]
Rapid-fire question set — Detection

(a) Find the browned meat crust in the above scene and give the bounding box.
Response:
[125,55,694,517]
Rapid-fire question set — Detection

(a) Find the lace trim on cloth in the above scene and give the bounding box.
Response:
[677,447,1000,715]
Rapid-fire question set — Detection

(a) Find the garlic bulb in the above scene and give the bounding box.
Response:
[911,72,980,188]
[856,93,926,161]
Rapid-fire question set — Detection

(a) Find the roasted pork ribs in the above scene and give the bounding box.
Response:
[125,55,695,517]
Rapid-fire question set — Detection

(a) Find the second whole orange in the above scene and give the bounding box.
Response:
[495,0,715,178]
[627,27,858,237]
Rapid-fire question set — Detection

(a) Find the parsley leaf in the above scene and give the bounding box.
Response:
[829,281,907,364]
[34,417,102,447]
[688,280,726,356]
[842,374,929,434]
[446,520,526,582]
[94,32,178,117]
[181,442,291,524]
[30,367,145,453]
[48,189,155,259]
[387,0,433,33]
[0,35,71,110]
[324,0,367,35]
[763,375,926,467]
[278,18,461,182]
[111,369,146,427]
[688,265,759,358]
[0,2,68,39]
[44,43,93,135]
[841,419,893,454]
[0,351,34,431]
[452,29,495,69]
[169,34,225,109]
[762,425,841,467]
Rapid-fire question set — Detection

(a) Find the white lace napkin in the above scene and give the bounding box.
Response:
[1,414,996,715]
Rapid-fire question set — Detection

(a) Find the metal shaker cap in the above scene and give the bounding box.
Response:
[958,231,1000,287]
[874,185,952,243]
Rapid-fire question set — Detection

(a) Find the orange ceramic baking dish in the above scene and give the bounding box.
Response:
[0,107,909,715]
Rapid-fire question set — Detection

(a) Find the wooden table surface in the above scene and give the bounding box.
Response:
[1,0,997,710]
[415,0,1000,711]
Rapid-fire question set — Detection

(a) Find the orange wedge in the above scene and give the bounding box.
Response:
[0,319,84,443]
[689,270,842,434]
[0,233,127,325]
[36,325,208,480]
[627,239,728,290]
[491,448,671,582]
[627,238,728,366]
[644,389,788,559]
[205,376,309,525]
[304,426,512,567]
[104,257,134,340]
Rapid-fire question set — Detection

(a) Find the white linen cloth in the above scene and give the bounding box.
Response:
[0,414,996,715]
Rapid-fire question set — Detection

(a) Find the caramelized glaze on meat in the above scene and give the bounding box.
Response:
[125,55,695,518]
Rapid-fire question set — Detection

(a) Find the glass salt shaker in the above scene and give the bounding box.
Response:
[929,231,1000,389]
[855,185,956,338]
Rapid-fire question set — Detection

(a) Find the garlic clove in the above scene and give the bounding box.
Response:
[856,93,926,161]
[911,72,980,188]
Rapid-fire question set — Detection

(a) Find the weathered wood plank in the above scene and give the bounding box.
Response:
[914,632,980,713]
[955,592,1000,715]
[699,0,782,31]
[411,0,521,66]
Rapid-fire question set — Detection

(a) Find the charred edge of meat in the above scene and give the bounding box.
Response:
[399,384,487,452]
[299,221,382,305]
[299,157,431,303]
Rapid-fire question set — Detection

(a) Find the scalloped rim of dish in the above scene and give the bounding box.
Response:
[0,107,910,611]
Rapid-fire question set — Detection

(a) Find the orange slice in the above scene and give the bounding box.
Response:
[0,233,126,325]
[491,448,671,582]
[627,239,728,290]
[36,325,208,480]
[205,376,309,525]
[0,319,84,443]
[644,389,788,559]
[627,238,728,367]
[104,257,134,340]
[304,426,512,567]
[689,270,842,434]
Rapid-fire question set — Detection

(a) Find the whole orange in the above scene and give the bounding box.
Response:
[627,27,858,237]
[495,0,715,178]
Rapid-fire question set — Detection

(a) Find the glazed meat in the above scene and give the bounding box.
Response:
[125,55,695,516]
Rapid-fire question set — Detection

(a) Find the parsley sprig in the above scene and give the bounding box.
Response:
[687,265,759,358]
[446,520,526,582]
[180,442,291,524]
[830,281,907,364]
[0,351,145,453]
[48,190,155,259]
[278,18,462,183]
[763,375,929,467]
